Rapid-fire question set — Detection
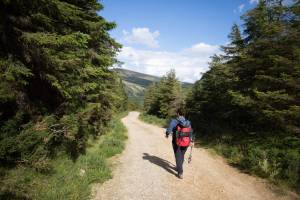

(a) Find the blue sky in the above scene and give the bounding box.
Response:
[100,0,259,82]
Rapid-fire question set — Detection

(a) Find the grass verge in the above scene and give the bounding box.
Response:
[138,113,168,128]
[0,112,128,200]
[197,133,300,194]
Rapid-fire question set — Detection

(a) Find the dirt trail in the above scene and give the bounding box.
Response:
[93,112,298,200]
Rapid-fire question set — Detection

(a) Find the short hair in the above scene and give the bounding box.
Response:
[177,108,185,116]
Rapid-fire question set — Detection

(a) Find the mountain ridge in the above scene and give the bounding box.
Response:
[113,68,193,105]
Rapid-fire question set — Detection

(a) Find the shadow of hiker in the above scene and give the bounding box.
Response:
[142,153,177,176]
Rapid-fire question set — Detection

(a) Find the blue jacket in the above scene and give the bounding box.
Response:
[166,116,192,142]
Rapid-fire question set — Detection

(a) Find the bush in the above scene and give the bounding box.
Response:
[0,112,128,199]
[204,134,300,192]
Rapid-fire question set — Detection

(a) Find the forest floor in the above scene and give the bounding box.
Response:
[92,112,299,200]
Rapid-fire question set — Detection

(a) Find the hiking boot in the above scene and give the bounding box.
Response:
[178,173,183,179]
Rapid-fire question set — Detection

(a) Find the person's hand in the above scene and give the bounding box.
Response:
[189,140,194,146]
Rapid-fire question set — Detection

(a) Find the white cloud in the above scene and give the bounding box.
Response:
[183,42,219,56]
[238,4,245,12]
[249,0,259,4]
[122,27,160,48]
[117,42,221,83]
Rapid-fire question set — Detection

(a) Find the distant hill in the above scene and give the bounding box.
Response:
[114,68,193,106]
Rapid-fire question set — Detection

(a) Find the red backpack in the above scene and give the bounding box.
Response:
[176,124,192,147]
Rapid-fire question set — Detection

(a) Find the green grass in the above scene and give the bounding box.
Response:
[0,112,128,200]
[197,133,300,194]
[138,113,168,127]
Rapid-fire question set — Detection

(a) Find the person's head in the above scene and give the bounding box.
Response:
[176,108,185,117]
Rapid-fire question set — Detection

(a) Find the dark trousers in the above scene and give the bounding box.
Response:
[172,142,188,174]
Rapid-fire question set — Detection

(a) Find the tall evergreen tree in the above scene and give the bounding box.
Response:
[231,0,300,132]
[158,70,183,118]
[144,70,184,118]
[144,82,160,115]
[0,0,126,167]
[221,23,245,60]
[186,0,300,190]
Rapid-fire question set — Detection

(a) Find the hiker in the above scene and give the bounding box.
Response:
[165,108,193,179]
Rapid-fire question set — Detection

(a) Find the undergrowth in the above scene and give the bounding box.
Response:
[198,132,300,193]
[138,113,168,128]
[0,112,128,200]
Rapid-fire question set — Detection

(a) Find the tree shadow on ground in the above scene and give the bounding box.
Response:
[142,153,177,176]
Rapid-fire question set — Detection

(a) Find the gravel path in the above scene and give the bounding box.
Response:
[93,112,299,200]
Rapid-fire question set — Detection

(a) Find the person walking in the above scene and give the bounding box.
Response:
[165,108,193,179]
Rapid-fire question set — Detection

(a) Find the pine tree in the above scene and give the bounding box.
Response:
[0,0,126,167]
[231,0,300,132]
[186,1,300,189]
[144,82,160,115]
[143,70,184,118]
[158,70,183,118]
[221,23,245,60]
